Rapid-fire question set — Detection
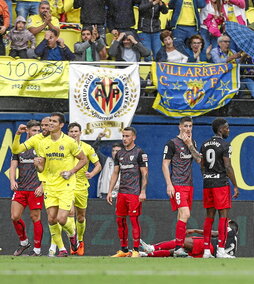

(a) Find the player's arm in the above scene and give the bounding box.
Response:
[162,159,174,198]
[223,156,239,199]
[85,161,102,179]
[186,229,218,237]
[107,165,120,205]
[34,157,46,173]
[12,124,28,154]
[9,160,18,191]
[139,166,148,202]
[182,133,201,163]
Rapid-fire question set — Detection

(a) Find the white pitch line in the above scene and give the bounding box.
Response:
[0,270,254,276]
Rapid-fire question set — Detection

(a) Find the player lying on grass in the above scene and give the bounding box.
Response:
[140,220,238,258]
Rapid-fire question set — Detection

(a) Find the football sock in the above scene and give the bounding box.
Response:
[218,217,228,248]
[62,217,75,237]
[130,216,141,248]
[49,224,65,250]
[33,220,43,249]
[76,219,86,242]
[50,223,62,249]
[13,219,27,241]
[148,250,173,257]
[33,247,41,254]
[154,240,176,251]
[203,217,214,249]
[116,217,128,248]
[175,220,186,248]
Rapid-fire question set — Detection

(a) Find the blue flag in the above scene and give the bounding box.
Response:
[152,62,240,117]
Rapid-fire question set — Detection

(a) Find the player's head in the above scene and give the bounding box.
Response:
[68,122,82,142]
[179,116,193,136]
[212,118,229,138]
[112,142,123,159]
[228,219,239,234]
[49,112,66,133]
[122,127,136,149]
[26,120,41,138]
[41,116,50,137]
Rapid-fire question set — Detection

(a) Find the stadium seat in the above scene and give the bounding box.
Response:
[12,3,17,26]
[0,55,15,60]
[246,8,254,24]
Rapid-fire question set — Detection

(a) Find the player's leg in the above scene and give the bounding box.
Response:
[128,194,142,258]
[11,199,30,256]
[111,193,130,257]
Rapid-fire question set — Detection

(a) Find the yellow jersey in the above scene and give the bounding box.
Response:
[75,141,99,191]
[26,14,60,30]
[38,132,81,191]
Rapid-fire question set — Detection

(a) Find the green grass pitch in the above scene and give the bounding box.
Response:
[0,256,253,284]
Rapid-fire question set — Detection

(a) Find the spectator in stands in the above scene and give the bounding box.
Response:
[239,53,254,98]
[210,34,242,63]
[199,0,224,51]
[168,0,206,50]
[108,31,150,62]
[27,1,60,36]
[186,34,212,62]
[156,30,188,62]
[15,0,40,20]
[74,26,107,61]
[7,16,36,58]
[73,0,107,41]
[35,29,75,60]
[0,0,9,55]
[106,0,141,39]
[138,0,168,61]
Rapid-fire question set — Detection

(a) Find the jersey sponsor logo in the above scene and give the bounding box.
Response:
[203,173,220,179]
[59,145,64,151]
[130,155,134,161]
[180,152,192,159]
[142,154,148,162]
[120,163,134,170]
[19,157,34,164]
[46,152,65,158]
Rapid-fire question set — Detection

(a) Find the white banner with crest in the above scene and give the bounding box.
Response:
[69,64,140,140]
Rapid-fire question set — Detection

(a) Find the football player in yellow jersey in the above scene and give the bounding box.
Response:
[34,112,87,257]
[67,122,102,256]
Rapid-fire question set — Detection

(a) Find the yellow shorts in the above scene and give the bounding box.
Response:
[44,190,74,211]
[74,189,88,209]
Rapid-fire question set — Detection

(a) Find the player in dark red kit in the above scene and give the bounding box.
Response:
[107,127,148,258]
[162,116,201,257]
[200,118,239,258]
[10,120,44,256]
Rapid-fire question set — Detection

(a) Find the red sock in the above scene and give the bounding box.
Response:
[33,220,43,249]
[130,216,141,248]
[13,219,27,241]
[148,250,173,257]
[154,240,176,251]
[203,217,214,249]
[218,217,228,248]
[175,220,186,247]
[116,217,128,247]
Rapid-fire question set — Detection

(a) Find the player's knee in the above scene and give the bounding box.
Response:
[30,212,40,223]
[11,213,20,222]
[116,216,126,226]
[58,216,67,226]
[77,215,85,223]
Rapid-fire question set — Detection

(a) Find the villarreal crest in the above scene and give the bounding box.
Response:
[183,79,206,108]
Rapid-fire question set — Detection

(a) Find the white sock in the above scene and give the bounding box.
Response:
[204,249,211,255]
[49,244,57,253]
[33,248,41,254]
[20,239,28,246]
[217,247,225,253]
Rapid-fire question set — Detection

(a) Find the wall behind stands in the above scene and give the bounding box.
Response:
[0,199,252,257]
[0,114,254,200]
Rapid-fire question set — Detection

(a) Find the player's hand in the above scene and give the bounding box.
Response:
[166,184,175,198]
[34,184,44,197]
[232,186,239,199]
[60,171,73,180]
[107,192,113,205]
[85,171,93,179]
[139,191,146,202]
[34,157,43,167]
[10,180,18,191]
[182,132,192,147]
[16,124,27,135]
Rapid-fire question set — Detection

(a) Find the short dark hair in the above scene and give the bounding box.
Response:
[51,112,66,124]
[49,29,58,37]
[212,118,228,134]
[160,30,173,43]
[112,142,123,149]
[81,26,92,34]
[68,122,81,131]
[123,126,137,136]
[189,34,204,50]
[179,116,193,125]
[40,1,50,7]
[228,220,239,234]
[27,120,40,129]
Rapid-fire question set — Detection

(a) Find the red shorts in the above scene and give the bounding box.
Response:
[188,237,214,258]
[115,193,142,217]
[170,185,193,211]
[12,190,43,210]
[203,186,231,210]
